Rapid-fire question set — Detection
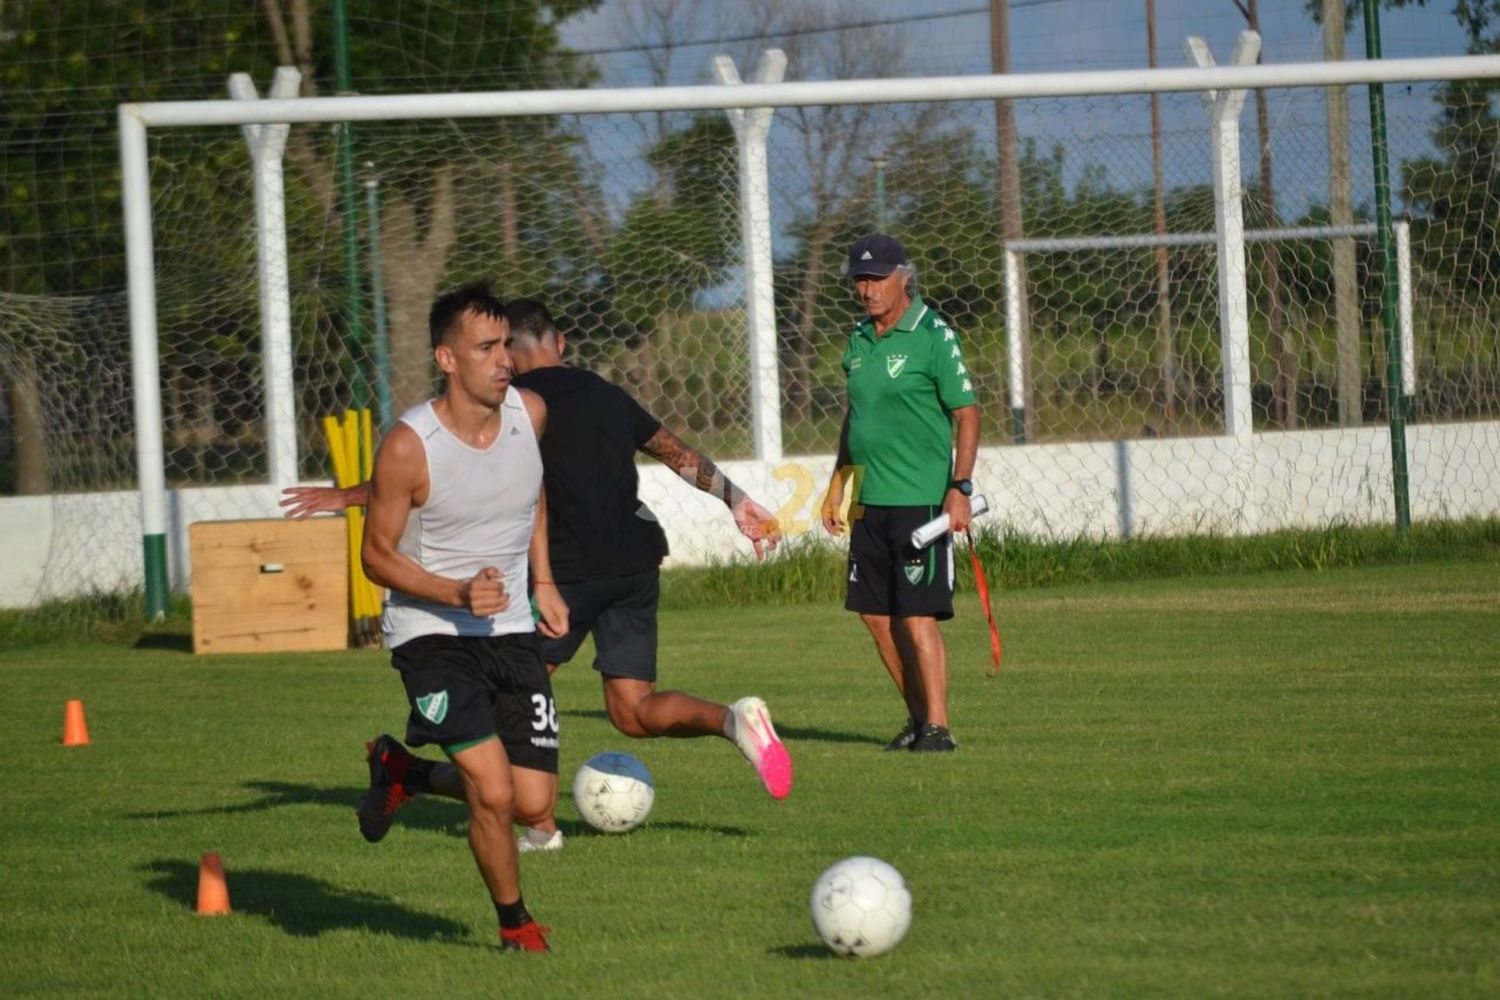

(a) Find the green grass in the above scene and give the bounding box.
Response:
[661,517,1500,608]
[2,558,1498,995]
[6,518,1496,646]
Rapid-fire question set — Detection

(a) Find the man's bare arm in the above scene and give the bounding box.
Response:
[821,410,853,535]
[528,484,569,637]
[640,424,781,559]
[280,482,369,518]
[942,404,981,533]
[640,425,747,508]
[518,387,547,441]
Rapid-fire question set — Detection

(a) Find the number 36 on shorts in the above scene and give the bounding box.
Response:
[531,693,559,734]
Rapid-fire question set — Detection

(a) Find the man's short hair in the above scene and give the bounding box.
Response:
[504,297,561,343]
[429,280,507,349]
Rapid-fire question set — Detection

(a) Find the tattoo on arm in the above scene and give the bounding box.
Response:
[642,427,746,507]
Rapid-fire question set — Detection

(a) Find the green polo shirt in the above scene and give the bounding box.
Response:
[841,296,976,506]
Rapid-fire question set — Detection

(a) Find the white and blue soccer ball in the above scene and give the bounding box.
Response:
[572,751,654,833]
[809,856,913,957]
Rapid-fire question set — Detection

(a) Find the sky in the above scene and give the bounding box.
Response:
[553,1,1477,228]
[558,0,1470,85]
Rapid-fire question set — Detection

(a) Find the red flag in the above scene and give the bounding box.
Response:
[966,528,1002,675]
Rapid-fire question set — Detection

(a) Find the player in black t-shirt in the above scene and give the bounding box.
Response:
[283,299,791,850]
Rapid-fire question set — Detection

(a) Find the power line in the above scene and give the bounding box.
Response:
[568,0,1069,59]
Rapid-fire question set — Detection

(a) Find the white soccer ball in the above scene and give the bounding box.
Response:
[572,751,654,833]
[809,856,913,958]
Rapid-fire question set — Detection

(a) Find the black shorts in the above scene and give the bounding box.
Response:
[390,632,559,773]
[845,504,955,620]
[540,570,658,682]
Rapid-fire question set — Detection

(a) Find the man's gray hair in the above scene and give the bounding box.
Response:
[896,262,918,295]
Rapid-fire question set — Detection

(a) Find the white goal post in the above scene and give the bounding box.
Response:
[117,50,1500,616]
[1002,221,1412,441]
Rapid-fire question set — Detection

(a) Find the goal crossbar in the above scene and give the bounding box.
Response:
[1009,223,1378,254]
[122,54,1500,129]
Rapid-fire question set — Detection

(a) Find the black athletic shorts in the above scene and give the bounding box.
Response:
[540,569,658,682]
[390,632,559,773]
[845,504,955,620]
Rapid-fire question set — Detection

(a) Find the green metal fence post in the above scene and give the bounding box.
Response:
[1363,0,1412,533]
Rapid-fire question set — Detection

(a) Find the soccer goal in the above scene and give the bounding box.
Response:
[1001,220,1414,442]
[7,40,1497,617]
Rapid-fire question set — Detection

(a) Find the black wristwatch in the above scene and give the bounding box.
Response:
[948,478,973,497]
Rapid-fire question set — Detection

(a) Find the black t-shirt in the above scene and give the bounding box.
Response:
[512,366,669,583]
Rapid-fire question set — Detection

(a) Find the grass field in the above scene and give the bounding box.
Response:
[2,559,1498,996]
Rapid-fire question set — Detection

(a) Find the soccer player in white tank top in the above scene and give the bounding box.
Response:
[360,282,565,953]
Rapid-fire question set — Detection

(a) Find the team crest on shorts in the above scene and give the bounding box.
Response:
[904,562,924,585]
[416,690,450,724]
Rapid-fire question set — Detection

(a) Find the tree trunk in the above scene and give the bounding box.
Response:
[379,167,459,414]
[1244,0,1294,428]
[1255,84,1296,427]
[495,151,523,290]
[790,221,834,420]
[10,355,51,494]
[1325,0,1361,426]
[992,0,1033,441]
[633,322,663,418]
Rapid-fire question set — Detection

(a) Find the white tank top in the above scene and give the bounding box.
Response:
[382,392,542,647]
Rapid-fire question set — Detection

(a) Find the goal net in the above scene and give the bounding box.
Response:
[3,11,1499,620]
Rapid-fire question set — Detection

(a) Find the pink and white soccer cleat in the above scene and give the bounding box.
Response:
[730,696,792,800]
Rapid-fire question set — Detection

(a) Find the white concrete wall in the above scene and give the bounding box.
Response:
[3,420,1497,608]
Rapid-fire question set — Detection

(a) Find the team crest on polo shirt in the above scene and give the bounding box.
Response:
[416,690,450,724]
[886,355,908,378]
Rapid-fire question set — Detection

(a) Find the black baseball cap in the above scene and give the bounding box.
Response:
[846,234,908,277]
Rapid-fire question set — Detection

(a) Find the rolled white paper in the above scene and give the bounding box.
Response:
[910,493,990,549]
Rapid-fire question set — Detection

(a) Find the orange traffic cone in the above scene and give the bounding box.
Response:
[196,852,231,916]
[61,699,90,747]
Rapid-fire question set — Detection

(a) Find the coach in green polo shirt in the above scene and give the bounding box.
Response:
[820,234,980,754]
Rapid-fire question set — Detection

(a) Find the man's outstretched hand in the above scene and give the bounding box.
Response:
[280,484,363,519]
[732,497,782,560]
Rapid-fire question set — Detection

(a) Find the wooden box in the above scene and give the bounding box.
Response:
[190,517,349,654]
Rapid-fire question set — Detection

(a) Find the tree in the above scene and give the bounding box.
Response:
[0,1,278,492]
[602,114,738,416]
[1313,1,1500,333]
[256,0,599,413]
[0,2,603,492]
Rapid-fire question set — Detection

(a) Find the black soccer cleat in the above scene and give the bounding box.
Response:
[356,734,416,843]
[883,718,920,752]
[908,724,957,753]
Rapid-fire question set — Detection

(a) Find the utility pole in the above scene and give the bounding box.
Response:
[1361,0,1412,532]
[991,0,1033,442]
[1325,0,1362,428]
[1147,0,1177,433]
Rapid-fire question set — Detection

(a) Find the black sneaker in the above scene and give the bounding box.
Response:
[357,734,415,843]
[883,718,921,751]
[909,724,957,752]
